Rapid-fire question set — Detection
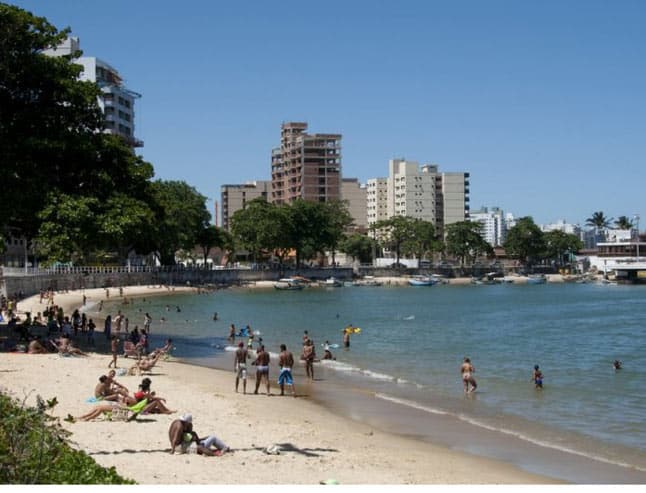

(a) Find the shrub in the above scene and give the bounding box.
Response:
[0,392,135,484]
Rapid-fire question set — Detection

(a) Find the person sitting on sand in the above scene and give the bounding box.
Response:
[136,378,175,416]
[322,341,335,360]
[168,414,231,456]
[149,338,173,358]
[28,337,49,354]
[95,375,122,401]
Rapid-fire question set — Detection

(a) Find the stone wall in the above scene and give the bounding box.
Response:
[0,268,355,298]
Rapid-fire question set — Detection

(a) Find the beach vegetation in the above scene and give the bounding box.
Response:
[0,392,135,484]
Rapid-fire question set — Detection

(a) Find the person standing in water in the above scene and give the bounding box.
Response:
[531,364,544,389]
[460,357,477,393]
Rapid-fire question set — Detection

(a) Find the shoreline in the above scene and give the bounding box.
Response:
[1,286,559,484]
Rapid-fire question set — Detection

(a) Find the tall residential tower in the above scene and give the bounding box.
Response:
[271,122,341,204]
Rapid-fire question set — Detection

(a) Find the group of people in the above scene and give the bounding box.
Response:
[233,339,297,397]
[80,376,175,421]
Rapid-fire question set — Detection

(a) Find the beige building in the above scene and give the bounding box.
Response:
[341,178,367,230]
[366,177,389,227]
[367,159,469,236]
[271,122,342,204]
[220,181,271,231]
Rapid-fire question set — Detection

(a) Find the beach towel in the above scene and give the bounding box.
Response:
[85,396,101,403]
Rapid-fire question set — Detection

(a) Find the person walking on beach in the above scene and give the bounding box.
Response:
[278,344,296,397]
[109,336,119,368]
[253,345,271,395]
[104,314,111,339]
[532,365,544,389]
[461,357,477,393]
[234,341,249,394]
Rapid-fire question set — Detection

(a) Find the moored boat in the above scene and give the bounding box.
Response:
[273,278,305,290]
[408,275,437,286]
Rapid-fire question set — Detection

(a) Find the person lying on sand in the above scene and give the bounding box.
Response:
[28,337,49,354]
[128,351,163,375]
[51,336,89,357]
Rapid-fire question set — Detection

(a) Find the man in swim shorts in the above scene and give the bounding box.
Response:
[234,341,249,394]
[460,357,477,393]
[532,365,543,389]
[253,345,271,395]
[278,344,296,397]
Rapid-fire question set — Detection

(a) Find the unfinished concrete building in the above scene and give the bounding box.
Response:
[271,122,342,204]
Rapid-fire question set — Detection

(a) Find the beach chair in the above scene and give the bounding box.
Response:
[109,399,149,422]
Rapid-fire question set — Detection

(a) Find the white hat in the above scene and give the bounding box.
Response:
[180,414,192,423]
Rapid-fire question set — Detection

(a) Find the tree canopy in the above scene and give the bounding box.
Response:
[503,217,546,265]
[445,221,492,266]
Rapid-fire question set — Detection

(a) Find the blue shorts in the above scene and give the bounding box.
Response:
[278,368,293,386]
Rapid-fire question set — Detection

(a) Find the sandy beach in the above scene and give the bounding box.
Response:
[0,286,559,484]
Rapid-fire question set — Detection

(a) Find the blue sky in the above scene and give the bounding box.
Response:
[11,0,646,227]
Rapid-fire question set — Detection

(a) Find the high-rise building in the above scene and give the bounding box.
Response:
[340,178,367,230]
[366,160,469,236]
[43,37,142,148]
[271,122,341,204]
[220,181,271,231]
[387,159,437,223]
[366,178,389,227]
[469,207,506,246]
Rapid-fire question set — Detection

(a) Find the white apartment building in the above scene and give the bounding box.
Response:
[220,181,271,231]
[366,178,389,227]
[340,178,367,230]
[469,207,506,246]
[540,219,581,236]
[44,37,142,148]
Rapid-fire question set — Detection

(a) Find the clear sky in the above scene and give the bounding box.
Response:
[10,0,646,227]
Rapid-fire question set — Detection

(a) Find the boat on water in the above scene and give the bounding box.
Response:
[322,277,343,287]
[273,278,305,290]
[353,276,383,287]
[525,274,547,284]
[408,275,438,286]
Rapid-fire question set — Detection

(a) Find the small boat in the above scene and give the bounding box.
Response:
[353,276,383,287]
[526,274,547,285]
[408,275,438,286]
[273,278,305,290]
[323,277,343,287]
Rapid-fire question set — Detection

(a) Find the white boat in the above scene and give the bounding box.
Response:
[408,275,437,286]
[525,274,547,284]
[353,276,383,287]
[273,278,305,290]
[323,277,343,287]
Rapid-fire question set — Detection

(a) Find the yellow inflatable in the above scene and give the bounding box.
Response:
[344,326,361,334]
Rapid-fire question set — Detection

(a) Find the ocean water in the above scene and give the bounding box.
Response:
[102,282,646,482]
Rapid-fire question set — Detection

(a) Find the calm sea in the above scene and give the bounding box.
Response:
[101,282,646,482]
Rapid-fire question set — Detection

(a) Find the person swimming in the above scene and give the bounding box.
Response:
[613,360,623,370]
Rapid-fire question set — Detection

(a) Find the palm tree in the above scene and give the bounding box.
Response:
[585,211,612,230]
[614,216,633,230]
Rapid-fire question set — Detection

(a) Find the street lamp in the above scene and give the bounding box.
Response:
[634,214,640,262]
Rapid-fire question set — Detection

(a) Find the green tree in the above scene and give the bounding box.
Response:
[614,216,633,230]
[374,216,418,267]
[321,200,354,265]
[407,219,439,261]
[445,221,492,266]
[0,4,104,239]
[196,225,226,266]
[284,200,331,267]
[503,217,545,265]
[543,230,583,265]
[149,181,211,265]
[585,211,612,229]
[340,233,376,264]
[230,198,276,264]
